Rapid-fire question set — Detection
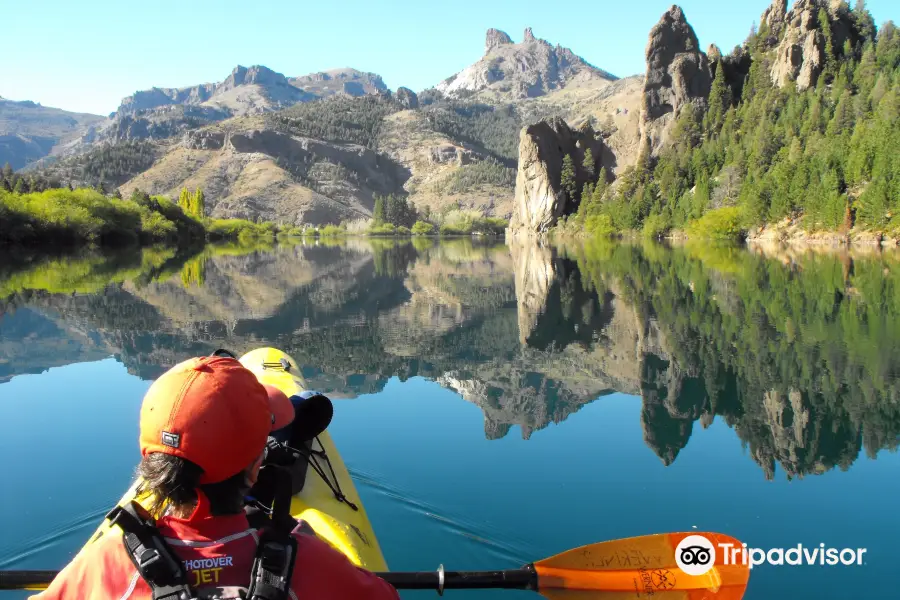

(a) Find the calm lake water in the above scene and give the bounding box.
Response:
[0,237,898,599]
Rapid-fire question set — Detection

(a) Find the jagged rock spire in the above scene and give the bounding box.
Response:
[640,4,711,154]
[485,28,513,54]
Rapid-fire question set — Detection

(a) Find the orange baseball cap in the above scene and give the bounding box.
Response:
[139,356,295,484]
[263,384,295,431]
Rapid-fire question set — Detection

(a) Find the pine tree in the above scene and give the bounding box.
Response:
[373,195,385,224]
[707,60,733,131]
[179,187,192,214]
[13,178,24,194]
[582,149,595,181]
[1,162,12,183]
[870,75,889,107]
[853,0,876,44]
[693,174,710,219]
[856,44,879,102]
[875,21,900,71]
[827,90,855,137]
[581,182,594,207]
[596,166,609,190]
[819,8,836,77]
[821,169,846,230]
[194,188,205,218]
[560,154,578,204]
[857,178,889,228]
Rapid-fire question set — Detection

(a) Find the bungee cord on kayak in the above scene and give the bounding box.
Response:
[279,439,361,512]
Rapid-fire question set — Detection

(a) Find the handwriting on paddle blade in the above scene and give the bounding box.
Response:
[580,548,665,569]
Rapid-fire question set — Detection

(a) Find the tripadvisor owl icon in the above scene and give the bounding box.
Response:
[675,535,716,576]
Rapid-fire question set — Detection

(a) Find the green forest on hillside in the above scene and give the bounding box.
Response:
[568,2,900,239]
[266,94,401,148]
[421,100,521,163]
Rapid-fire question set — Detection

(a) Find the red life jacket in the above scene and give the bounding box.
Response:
[31,494,398,600]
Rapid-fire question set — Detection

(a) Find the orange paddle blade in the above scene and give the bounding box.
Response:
[534,532,750,599]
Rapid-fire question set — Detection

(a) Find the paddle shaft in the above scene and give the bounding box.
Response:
[0,567,539,592]
[378,566,537,591]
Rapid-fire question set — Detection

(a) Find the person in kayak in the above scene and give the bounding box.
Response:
[32,355,399,600]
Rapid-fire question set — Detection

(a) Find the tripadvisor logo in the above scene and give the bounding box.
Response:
[675,534,868,573]
[675,535,717,576]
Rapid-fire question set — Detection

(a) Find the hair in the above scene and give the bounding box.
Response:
[136,453,250,518]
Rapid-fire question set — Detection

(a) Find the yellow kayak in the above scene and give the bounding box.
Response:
[76,347,388,572]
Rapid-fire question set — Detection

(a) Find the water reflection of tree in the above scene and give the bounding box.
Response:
[523,258,615,351]
[5,238,900,481]
[558,240,900,480]
[370,239,419,279]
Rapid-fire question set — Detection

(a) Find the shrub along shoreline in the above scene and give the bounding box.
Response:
[0,187,509,249]
[1,187,290,248]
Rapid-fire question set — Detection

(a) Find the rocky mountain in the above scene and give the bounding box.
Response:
[3,66,390,172]
[100,66,389,145]
[639,5,711,155]
[508,118,610,233]
[11,5,778,227]
[763,0,860,90]
[436,27,618,101]
[115,65,309,118]
[114,66,387,120]
[506,0,876,235]
[0,96,104,169]
[8,21,643,224]
[289,68,387,98]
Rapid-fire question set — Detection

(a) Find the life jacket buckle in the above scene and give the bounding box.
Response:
[260,542,287,572]
[137,547,165,576]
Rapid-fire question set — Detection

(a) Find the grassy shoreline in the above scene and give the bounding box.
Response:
[0,188,282,249]
[0,187,508,249]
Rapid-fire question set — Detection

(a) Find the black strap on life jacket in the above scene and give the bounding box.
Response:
[109,470,298,600]
[246,526,297,600]
[245,466,300,600]
[106,502,195,600]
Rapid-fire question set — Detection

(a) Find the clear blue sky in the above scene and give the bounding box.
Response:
[2,0,896,116]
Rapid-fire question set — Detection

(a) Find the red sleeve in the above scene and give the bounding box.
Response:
[30,533,137,600]
[292,534,399,600]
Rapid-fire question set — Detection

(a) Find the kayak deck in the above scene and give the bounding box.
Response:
[78,347,388,572]
[241,348,388,571]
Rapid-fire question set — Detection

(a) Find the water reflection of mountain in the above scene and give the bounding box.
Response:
[552,240,900,480]
[1,238,899,480]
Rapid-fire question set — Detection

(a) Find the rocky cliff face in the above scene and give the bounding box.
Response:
[640,5,711,155]
[760,0,789,43]
[508,117,609,233]
[766,0,857,90]
[395,87,419,110]
[708,44,752,102]
[485,28,513,53]
[435,28,617,100]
